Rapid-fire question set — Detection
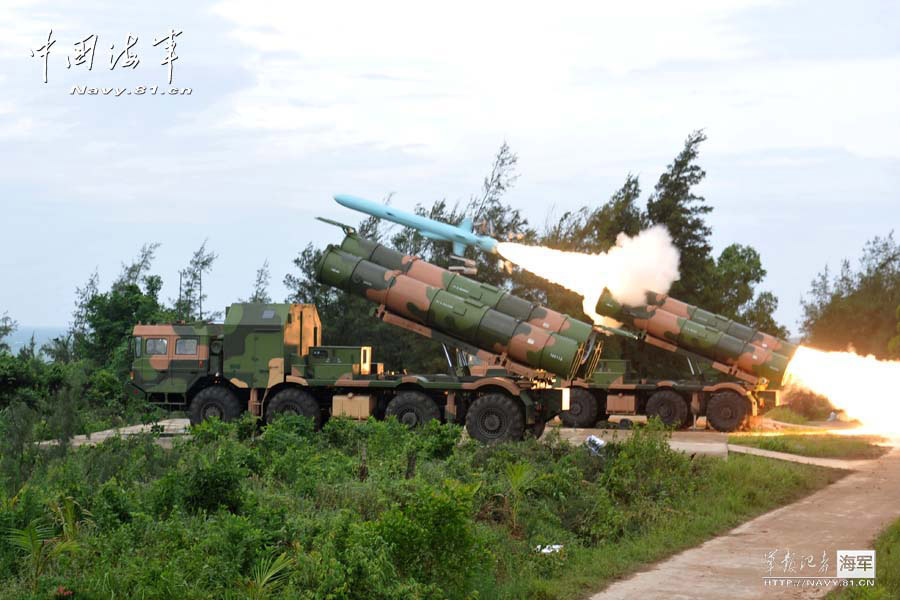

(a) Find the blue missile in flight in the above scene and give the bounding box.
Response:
[334,194,498,257]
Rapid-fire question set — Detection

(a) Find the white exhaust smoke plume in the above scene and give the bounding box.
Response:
[496,225,680,323]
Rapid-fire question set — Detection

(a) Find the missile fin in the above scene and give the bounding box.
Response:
[316,217,357,235]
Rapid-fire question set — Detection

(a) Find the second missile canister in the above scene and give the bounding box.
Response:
[643,291,798,356]
[595,289,794,385]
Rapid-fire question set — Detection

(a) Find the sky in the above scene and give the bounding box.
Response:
[1,0,898,335]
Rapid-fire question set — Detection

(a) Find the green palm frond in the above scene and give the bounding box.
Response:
[247,552,294,600]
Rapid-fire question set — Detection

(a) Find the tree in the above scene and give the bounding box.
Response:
[889,304,900,358]
[0,313,17,353]
[71,244,171,373]
[644,130,714,305]
[707,244,789,337]
[174,240,218,321]
[543,174,644,253]
[244,260,272,304]
[40,334,74,364]
[801,232,900,358]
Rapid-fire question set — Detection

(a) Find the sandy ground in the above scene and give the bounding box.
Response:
[37,418,191,449]
[590,447,900,599]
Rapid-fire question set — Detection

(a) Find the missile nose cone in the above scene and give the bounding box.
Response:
[334,194,360,207]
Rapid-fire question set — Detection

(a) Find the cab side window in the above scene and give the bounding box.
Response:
[146,338,168,355]
[175,338,198,355]
[134,336,142,358]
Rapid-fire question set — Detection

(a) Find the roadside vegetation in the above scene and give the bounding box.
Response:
[0,417,842,599]
[831,517,900,599]
[763,406,809,424]
[728,434,890,460]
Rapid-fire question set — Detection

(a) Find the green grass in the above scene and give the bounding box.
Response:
[521,454,843,599]
[728,434,890,460]
[763,406,809,424]
[0,417,845,599]
[831,517,900,599]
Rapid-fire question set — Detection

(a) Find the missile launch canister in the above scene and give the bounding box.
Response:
[338,231,597,347]
[595,289,797,386]
[316,246,599,380]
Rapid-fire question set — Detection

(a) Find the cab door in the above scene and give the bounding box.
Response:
[169,336,207,393]
[141,336,173,392]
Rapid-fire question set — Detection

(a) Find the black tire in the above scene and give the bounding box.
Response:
[265,388,322,429]
[466,393,525,443]
[706,391,749,432]
[645,390,690,428]
[560,388,599,428]
[385,390,441,428]
[190,385,242,425]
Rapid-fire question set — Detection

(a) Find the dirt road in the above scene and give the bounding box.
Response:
[556,427,729,458]
[590,447,900,599]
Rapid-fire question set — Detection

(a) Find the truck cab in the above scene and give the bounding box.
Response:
[126,323,223,405]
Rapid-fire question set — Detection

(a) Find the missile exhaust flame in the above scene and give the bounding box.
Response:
[783,346,900,437]
[496,225,680,325]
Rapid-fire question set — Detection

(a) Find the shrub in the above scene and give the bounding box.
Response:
[784,390,833,421]
[375,482,487,589]
[189,417,236,445]
[414,420,462,460]
[180,443,248,514]
[85,370,122,408]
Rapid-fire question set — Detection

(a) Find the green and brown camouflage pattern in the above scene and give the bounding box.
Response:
[316,246,587,379]
[128,323,222,397]
[644,291,798,356]
[338,232,596,347]
[595,289,795,386]
[128,300,568,431]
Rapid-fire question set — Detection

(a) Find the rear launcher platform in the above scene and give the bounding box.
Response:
[573,290,800,431]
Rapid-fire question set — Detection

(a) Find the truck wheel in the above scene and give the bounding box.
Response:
[706,391,749,432]
[190,386,241,425]
[646,390,689,428]
[385,391,440,428]
[466,393,525,443]
[560,388,599,428]
[266,388,322,429]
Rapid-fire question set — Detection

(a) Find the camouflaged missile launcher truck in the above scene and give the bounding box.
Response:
[332,230,751,431]
[127,303,567,443]
[565,289,801,432]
